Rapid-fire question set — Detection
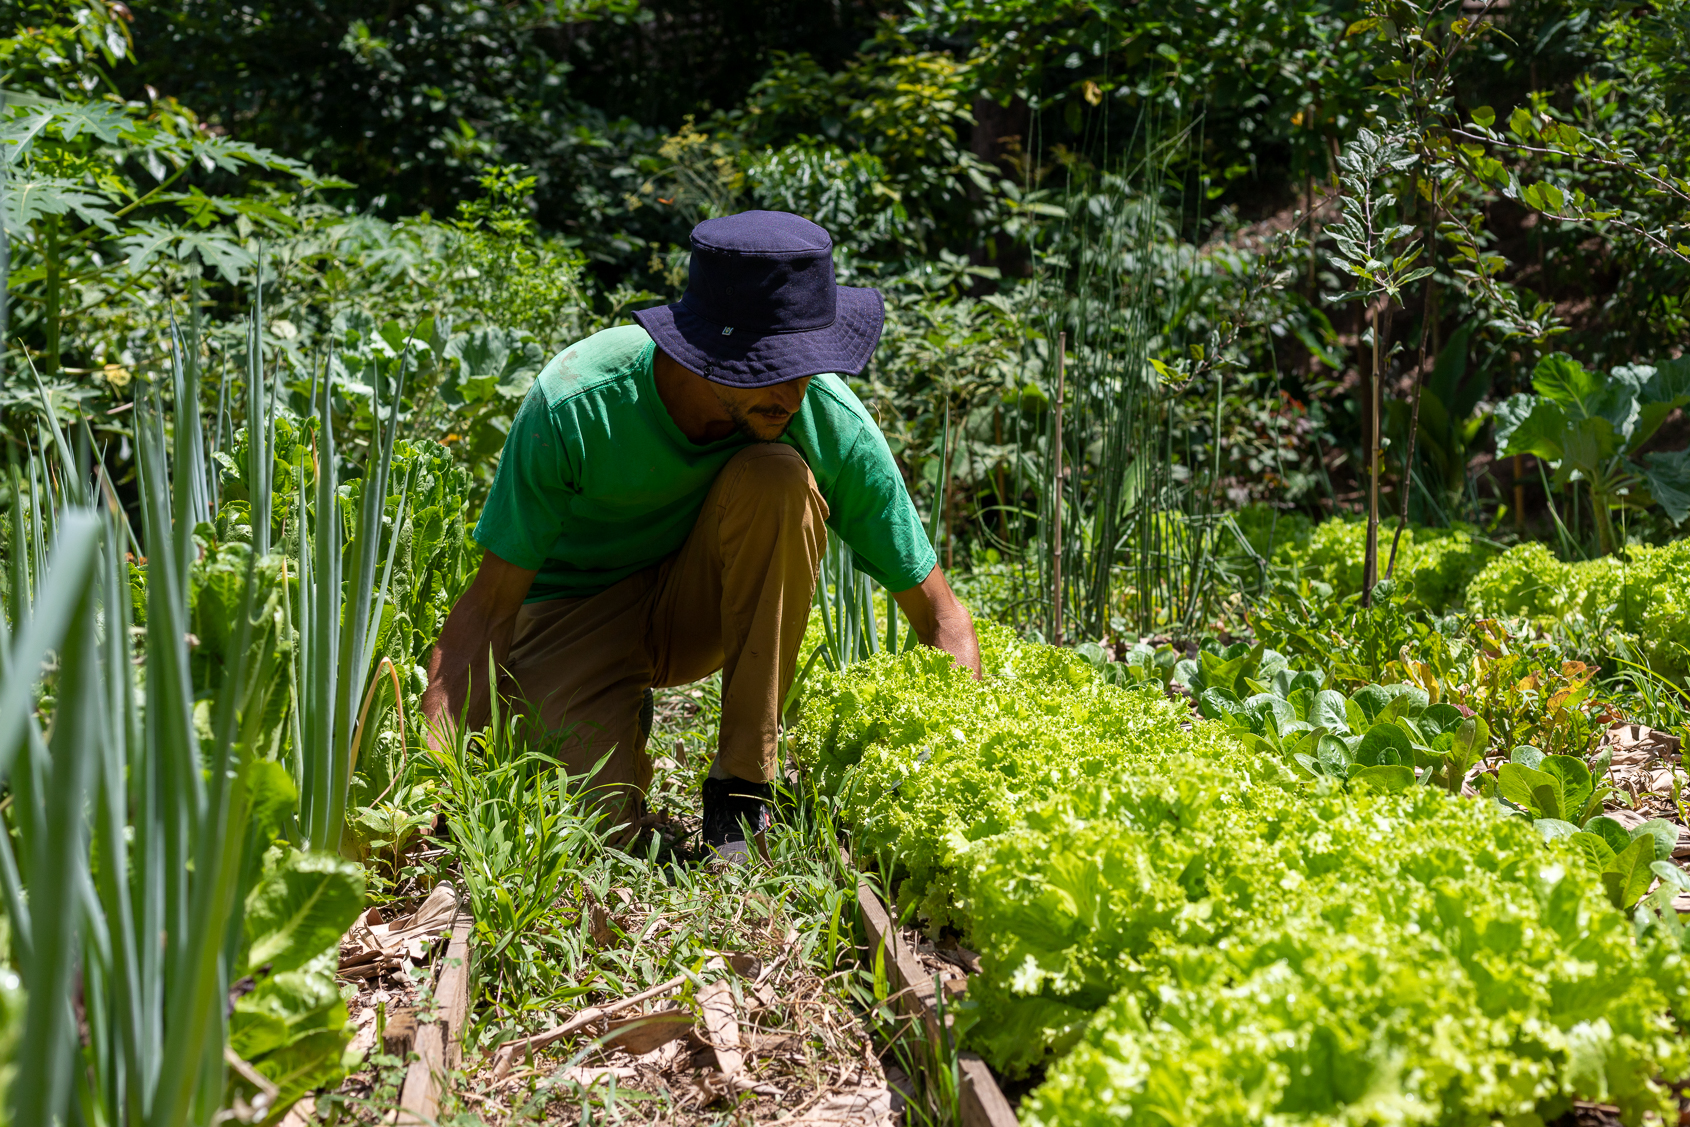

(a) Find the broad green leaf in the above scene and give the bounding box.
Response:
[1630,818,1679,861]
[1494,393,1568,462]
[1349,684,1397,722]
[1419,703,1466,736]
[1356,722,1415,767]
[1532,354,1606,414]
[1539,756,1593,817]
[1349,764,1415,792]
[1601,836,1655,910]
[1640,450,1690,525]
[1581,816,1633,856]
[247,760,298,846]
[1651,860,1690,891]
[1533,818,1580,842]
[1510,745,1545,769]
[1309,690,1351,733]
[1569,830,1617,869]
[244,849,365,975]
[1197,687,1245,726]
[1497,761,1561,818]
[1450,715,1488,768]
[252,1029,354,1118]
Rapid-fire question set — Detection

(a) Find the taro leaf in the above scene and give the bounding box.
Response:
[1350,764,1416,793]
[1601,835,1656,910]
[1511,745,1546,770]
[1497,761,1563,819]
[1582,815,1634,856]
[244,849,365,975]
[1631,818,1680,861]
[1651,860,1690,891]
[1356,721,1416,767]
[1198,687,1247,727]
[1534,818,1581,842]
[1495,392,1568,462]
[1570,830,1617,869]
[1309,690,1352,734]
[1539,755,1594,819]
[1420,703,1467,736]
[1640,449,1690,525]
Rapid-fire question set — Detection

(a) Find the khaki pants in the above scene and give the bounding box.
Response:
[501,443,828,814]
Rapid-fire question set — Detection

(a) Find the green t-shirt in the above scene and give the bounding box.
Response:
[474,324,936,602]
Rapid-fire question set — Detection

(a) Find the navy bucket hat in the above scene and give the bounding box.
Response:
[632,210,885,388]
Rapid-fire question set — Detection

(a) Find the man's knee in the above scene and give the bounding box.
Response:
[722,443,819,507]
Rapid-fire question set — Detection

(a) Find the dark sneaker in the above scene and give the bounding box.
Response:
[701,776,772,863]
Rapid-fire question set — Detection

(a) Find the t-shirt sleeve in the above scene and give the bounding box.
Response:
[828,426,937,592]
[472,388,573,570]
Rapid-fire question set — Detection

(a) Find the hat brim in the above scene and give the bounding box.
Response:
[632,285,884,388]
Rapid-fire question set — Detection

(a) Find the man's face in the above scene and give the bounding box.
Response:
[711,375,813,441]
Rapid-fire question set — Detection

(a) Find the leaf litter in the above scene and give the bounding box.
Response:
[311,675,910,1125]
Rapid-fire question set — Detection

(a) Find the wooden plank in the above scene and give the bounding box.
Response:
[854,878,1018,1127]
[393,911,474,1124]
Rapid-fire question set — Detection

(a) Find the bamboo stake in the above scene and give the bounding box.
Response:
[1053,331,1066,646]
[1362,302,1383,608]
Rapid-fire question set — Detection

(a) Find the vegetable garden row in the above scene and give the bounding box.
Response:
[793,550,1690,1125]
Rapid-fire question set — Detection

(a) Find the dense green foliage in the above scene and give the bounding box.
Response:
[1266,514,1500,612]
[1467,538,1690,685]
[798,629,1690,1123]
[793,618,1233,930]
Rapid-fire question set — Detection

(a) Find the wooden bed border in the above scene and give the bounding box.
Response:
[394,912,474,1123]
[854,877,1019,1127]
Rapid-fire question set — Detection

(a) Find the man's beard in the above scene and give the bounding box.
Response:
[722,400,795,442]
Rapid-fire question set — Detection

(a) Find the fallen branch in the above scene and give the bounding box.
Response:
[489,974,687,1081]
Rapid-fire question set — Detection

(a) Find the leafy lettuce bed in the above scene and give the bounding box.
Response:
[794,625,1690,1125]
[1466,538,1690,686]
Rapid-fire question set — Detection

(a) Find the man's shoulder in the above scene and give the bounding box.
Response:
[803,372,878,438]
[533,324,654,409]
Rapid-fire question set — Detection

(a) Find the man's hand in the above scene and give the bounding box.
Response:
[420,552,538,749]
[892,566,982,679]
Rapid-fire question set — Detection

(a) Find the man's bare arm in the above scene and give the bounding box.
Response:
[891,566,982,679]
[420,552,538,747]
